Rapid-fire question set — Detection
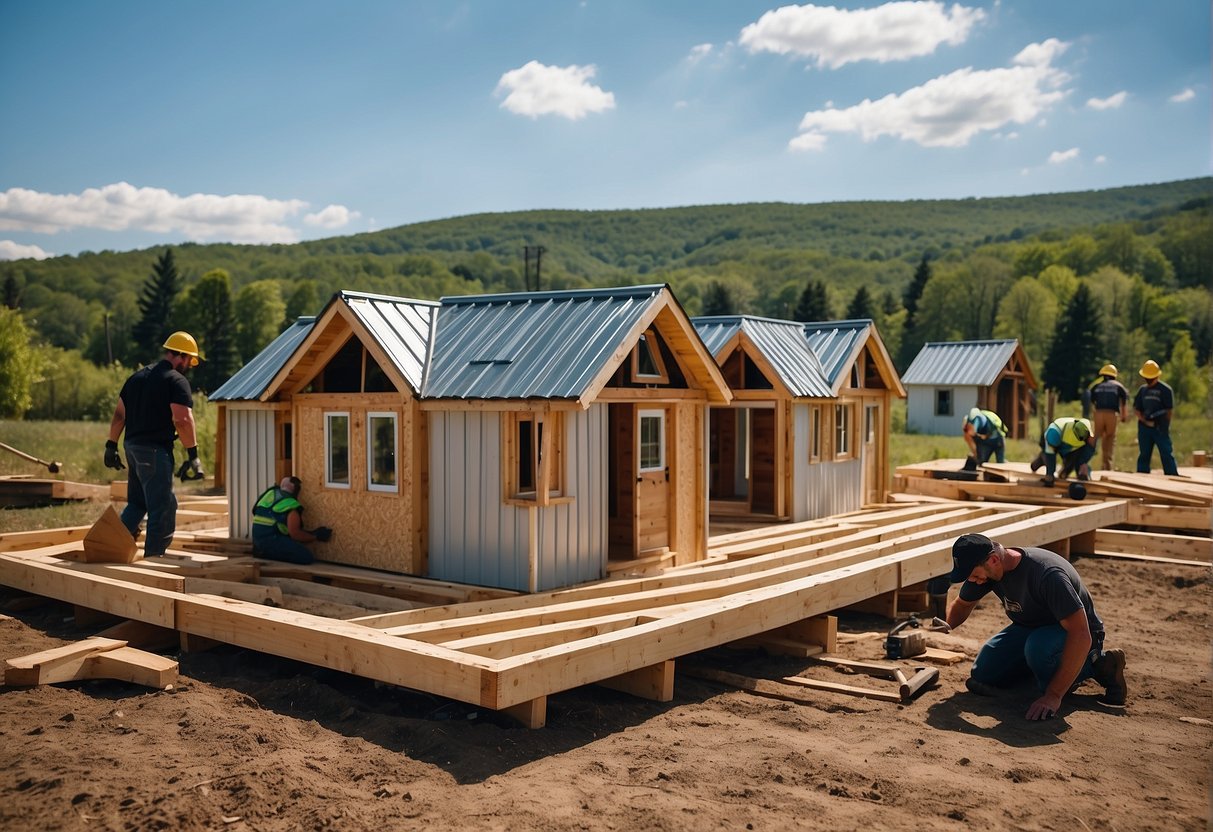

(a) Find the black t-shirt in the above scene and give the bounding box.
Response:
[958,547,1104,638]
[1133,380,1174,421]
[1091,378,1128,411]
[120,359,194,449]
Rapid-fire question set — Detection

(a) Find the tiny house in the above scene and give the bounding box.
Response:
[902,339,1036,438]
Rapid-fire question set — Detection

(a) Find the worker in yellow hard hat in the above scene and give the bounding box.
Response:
[1132,359,1178,475]
[1083,363,1129,470]
[104,331,206,555]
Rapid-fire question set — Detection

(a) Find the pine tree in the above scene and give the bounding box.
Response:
[700,281,735,316]
[1043,282,1103,401]
[180,269,239,394]
[131,249,182,362]
[846,285,876,319]
[2,274,20,310]
[794,280,832,321]
[898,253,932,370]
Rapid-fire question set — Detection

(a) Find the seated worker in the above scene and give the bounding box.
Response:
[1041,417,1095,487]
[250,476,331,565]
[962,407,1007,468]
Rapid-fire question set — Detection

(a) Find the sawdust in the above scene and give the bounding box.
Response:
[0,557,1208,831]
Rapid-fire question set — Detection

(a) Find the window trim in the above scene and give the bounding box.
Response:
[631,329,670,383]
[324,411,351,489]
[808,404,822,463]
[935,388,954,417]
[638,408,666,473]
[834,403,853,460]
[366,411,399,494]
[503,411,568,506]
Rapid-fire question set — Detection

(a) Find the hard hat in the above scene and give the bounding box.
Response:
[1138,359,1161,380]
[967,407,981,422]
[162,331,203,368]
[1099,363,1118,378]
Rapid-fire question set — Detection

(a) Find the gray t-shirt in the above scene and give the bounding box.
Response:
[958,546,1104,638]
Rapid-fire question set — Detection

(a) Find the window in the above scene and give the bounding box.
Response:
[504,412,566,504]
[639,409,666,472]
[865,406,876,444]
[324,412,350,488]
[808,405,822,462]
[367,412,398,493]
[632,329,669,383]
[834,404,852,458]
[935,389,953,417]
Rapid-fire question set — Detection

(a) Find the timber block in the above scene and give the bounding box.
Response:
[81,506,138,564]
[598,660,675,702]
[4,636,127,685]
[502,696,547,729]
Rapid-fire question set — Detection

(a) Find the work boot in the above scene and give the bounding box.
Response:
[1029,453,1044,473]
[1092,648,1127,706]
[965,677,999,697]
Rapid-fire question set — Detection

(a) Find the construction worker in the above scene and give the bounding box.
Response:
[105,331,205,557]
[943,532,1127,720]
[1040,417,1095,487]
[250,476,332,564]
[1133,359,1179,475]
[962,407,1006,468]
[1087,364,1129,470]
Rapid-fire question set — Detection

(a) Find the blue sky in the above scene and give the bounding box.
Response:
[1,0,1208,260]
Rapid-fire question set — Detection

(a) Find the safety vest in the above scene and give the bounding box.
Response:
[968,409,1005,438]
[1045,418,1091,453]
[251,487,301,536]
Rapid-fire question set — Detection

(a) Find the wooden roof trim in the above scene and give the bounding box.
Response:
[731,331,795,400]
[260,297,347,401]
[860,327,907,399]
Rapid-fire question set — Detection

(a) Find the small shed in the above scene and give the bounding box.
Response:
[901,339,1036,438]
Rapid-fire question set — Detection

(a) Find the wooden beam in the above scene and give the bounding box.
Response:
[597,659,675,702]
[4,636,127,685]
[1093,529,1211,563]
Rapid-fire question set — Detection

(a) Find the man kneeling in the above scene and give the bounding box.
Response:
[250,476,331,565]
[944,533,1126,719]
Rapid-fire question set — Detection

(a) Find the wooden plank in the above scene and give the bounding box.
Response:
[80,505,139,563]
[1089,550,1211,569]
[0,526,89,553]
[94,619,180,652]
[183,578,284,605]
[258,577,425,613]
[0,555,177,627]
[1094,529,1211,563]
[4,637,127,685]
[85,647,178,688]
[1123,503,1212,532]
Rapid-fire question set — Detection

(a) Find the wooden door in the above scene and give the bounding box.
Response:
[635,407,670,553]
[607,404,635,557]
[749,408,776,514]
[863,402,880,504]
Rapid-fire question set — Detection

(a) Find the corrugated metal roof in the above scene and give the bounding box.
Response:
[422,285,666,400]
[693,316,832,398]
[803,319,872,390]
[340,290,437,394]
[901,339,1020,386]
[209,316,316,401]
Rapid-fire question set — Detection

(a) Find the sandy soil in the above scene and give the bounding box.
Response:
[0,555,1209,832]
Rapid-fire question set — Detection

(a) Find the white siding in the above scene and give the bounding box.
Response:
[428,406,607,591]
[906,386,978,436]
[226,409,277,540]
[791,403,863,521]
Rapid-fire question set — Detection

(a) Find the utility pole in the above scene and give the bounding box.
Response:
[523,245,546,292]
[104,312,114,364]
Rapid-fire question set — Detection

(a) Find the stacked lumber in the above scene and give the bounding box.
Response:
[0,498,1128,727]
[0,475,109,508]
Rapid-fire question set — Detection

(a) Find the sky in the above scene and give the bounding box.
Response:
[0,0,1209,261]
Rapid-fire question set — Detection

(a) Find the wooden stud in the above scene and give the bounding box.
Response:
[502,696,547,729]
[598,659,675,702]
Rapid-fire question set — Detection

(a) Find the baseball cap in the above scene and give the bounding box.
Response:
[949,533,995,582]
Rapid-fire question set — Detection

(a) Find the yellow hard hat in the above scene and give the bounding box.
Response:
[1138,359,1161,380]
[1099,363,1117,378]
[162,331,203,368]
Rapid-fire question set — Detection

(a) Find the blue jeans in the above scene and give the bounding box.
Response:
[1136,422,1178,475]
[1044,443,1095,478]
[970,623,1101,692]
[251,527,314,565]
[121,443,177,556]
[975,435,1005,464]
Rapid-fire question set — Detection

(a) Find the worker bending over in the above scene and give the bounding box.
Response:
[251,476,332,565]
[1040,417,1095,487]
[962,407,1007,469]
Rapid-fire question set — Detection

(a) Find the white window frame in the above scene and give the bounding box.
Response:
[324,411,351,489]
[638,409,666,473]
[366,411,399,493]
[834,403,852,459]
[808,405,822,462]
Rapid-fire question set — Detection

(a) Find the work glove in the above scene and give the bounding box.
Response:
[104,440,125,470]
[176,446,205,481]
[312,526,333,542]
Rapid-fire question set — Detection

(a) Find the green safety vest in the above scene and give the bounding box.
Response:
[252,487,301,536]
[968,409,1005,437]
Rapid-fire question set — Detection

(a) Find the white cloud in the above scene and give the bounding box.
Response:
[495,60,616,120]
[1095,155,1107,164]
[673,100,689,109]
[790,39,1070,150]
[1170,87,1195,103]
[304,204,361,229]
[0,182,359,244]
[1086,91,1127,110]
[687,43,713,63]
[0,240,51,260]
[1048,147,1079,164]
[740,1,985,69]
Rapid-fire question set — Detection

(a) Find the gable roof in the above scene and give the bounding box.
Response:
[693,315,833,398]
[422,285,730,404]
[901,339,1024,387]
[209,316,316,402]
[803,318,906,397]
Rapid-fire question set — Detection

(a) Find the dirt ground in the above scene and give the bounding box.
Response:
[0,555,1209,832]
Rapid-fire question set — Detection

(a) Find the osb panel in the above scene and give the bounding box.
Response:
[295,399,420,573]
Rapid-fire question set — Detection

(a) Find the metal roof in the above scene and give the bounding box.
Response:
[340,290,437,394]
[693,315,832,398]
[422,285,667,400]
[802,319,872,390]
[208,316,316,401]
[901,339,1021,386]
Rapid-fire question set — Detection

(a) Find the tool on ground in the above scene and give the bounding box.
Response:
[884,614,949,660]
[0,441,61,474]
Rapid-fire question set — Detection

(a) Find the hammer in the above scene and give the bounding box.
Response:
[895,667,940,701]
[0,441,61,474]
